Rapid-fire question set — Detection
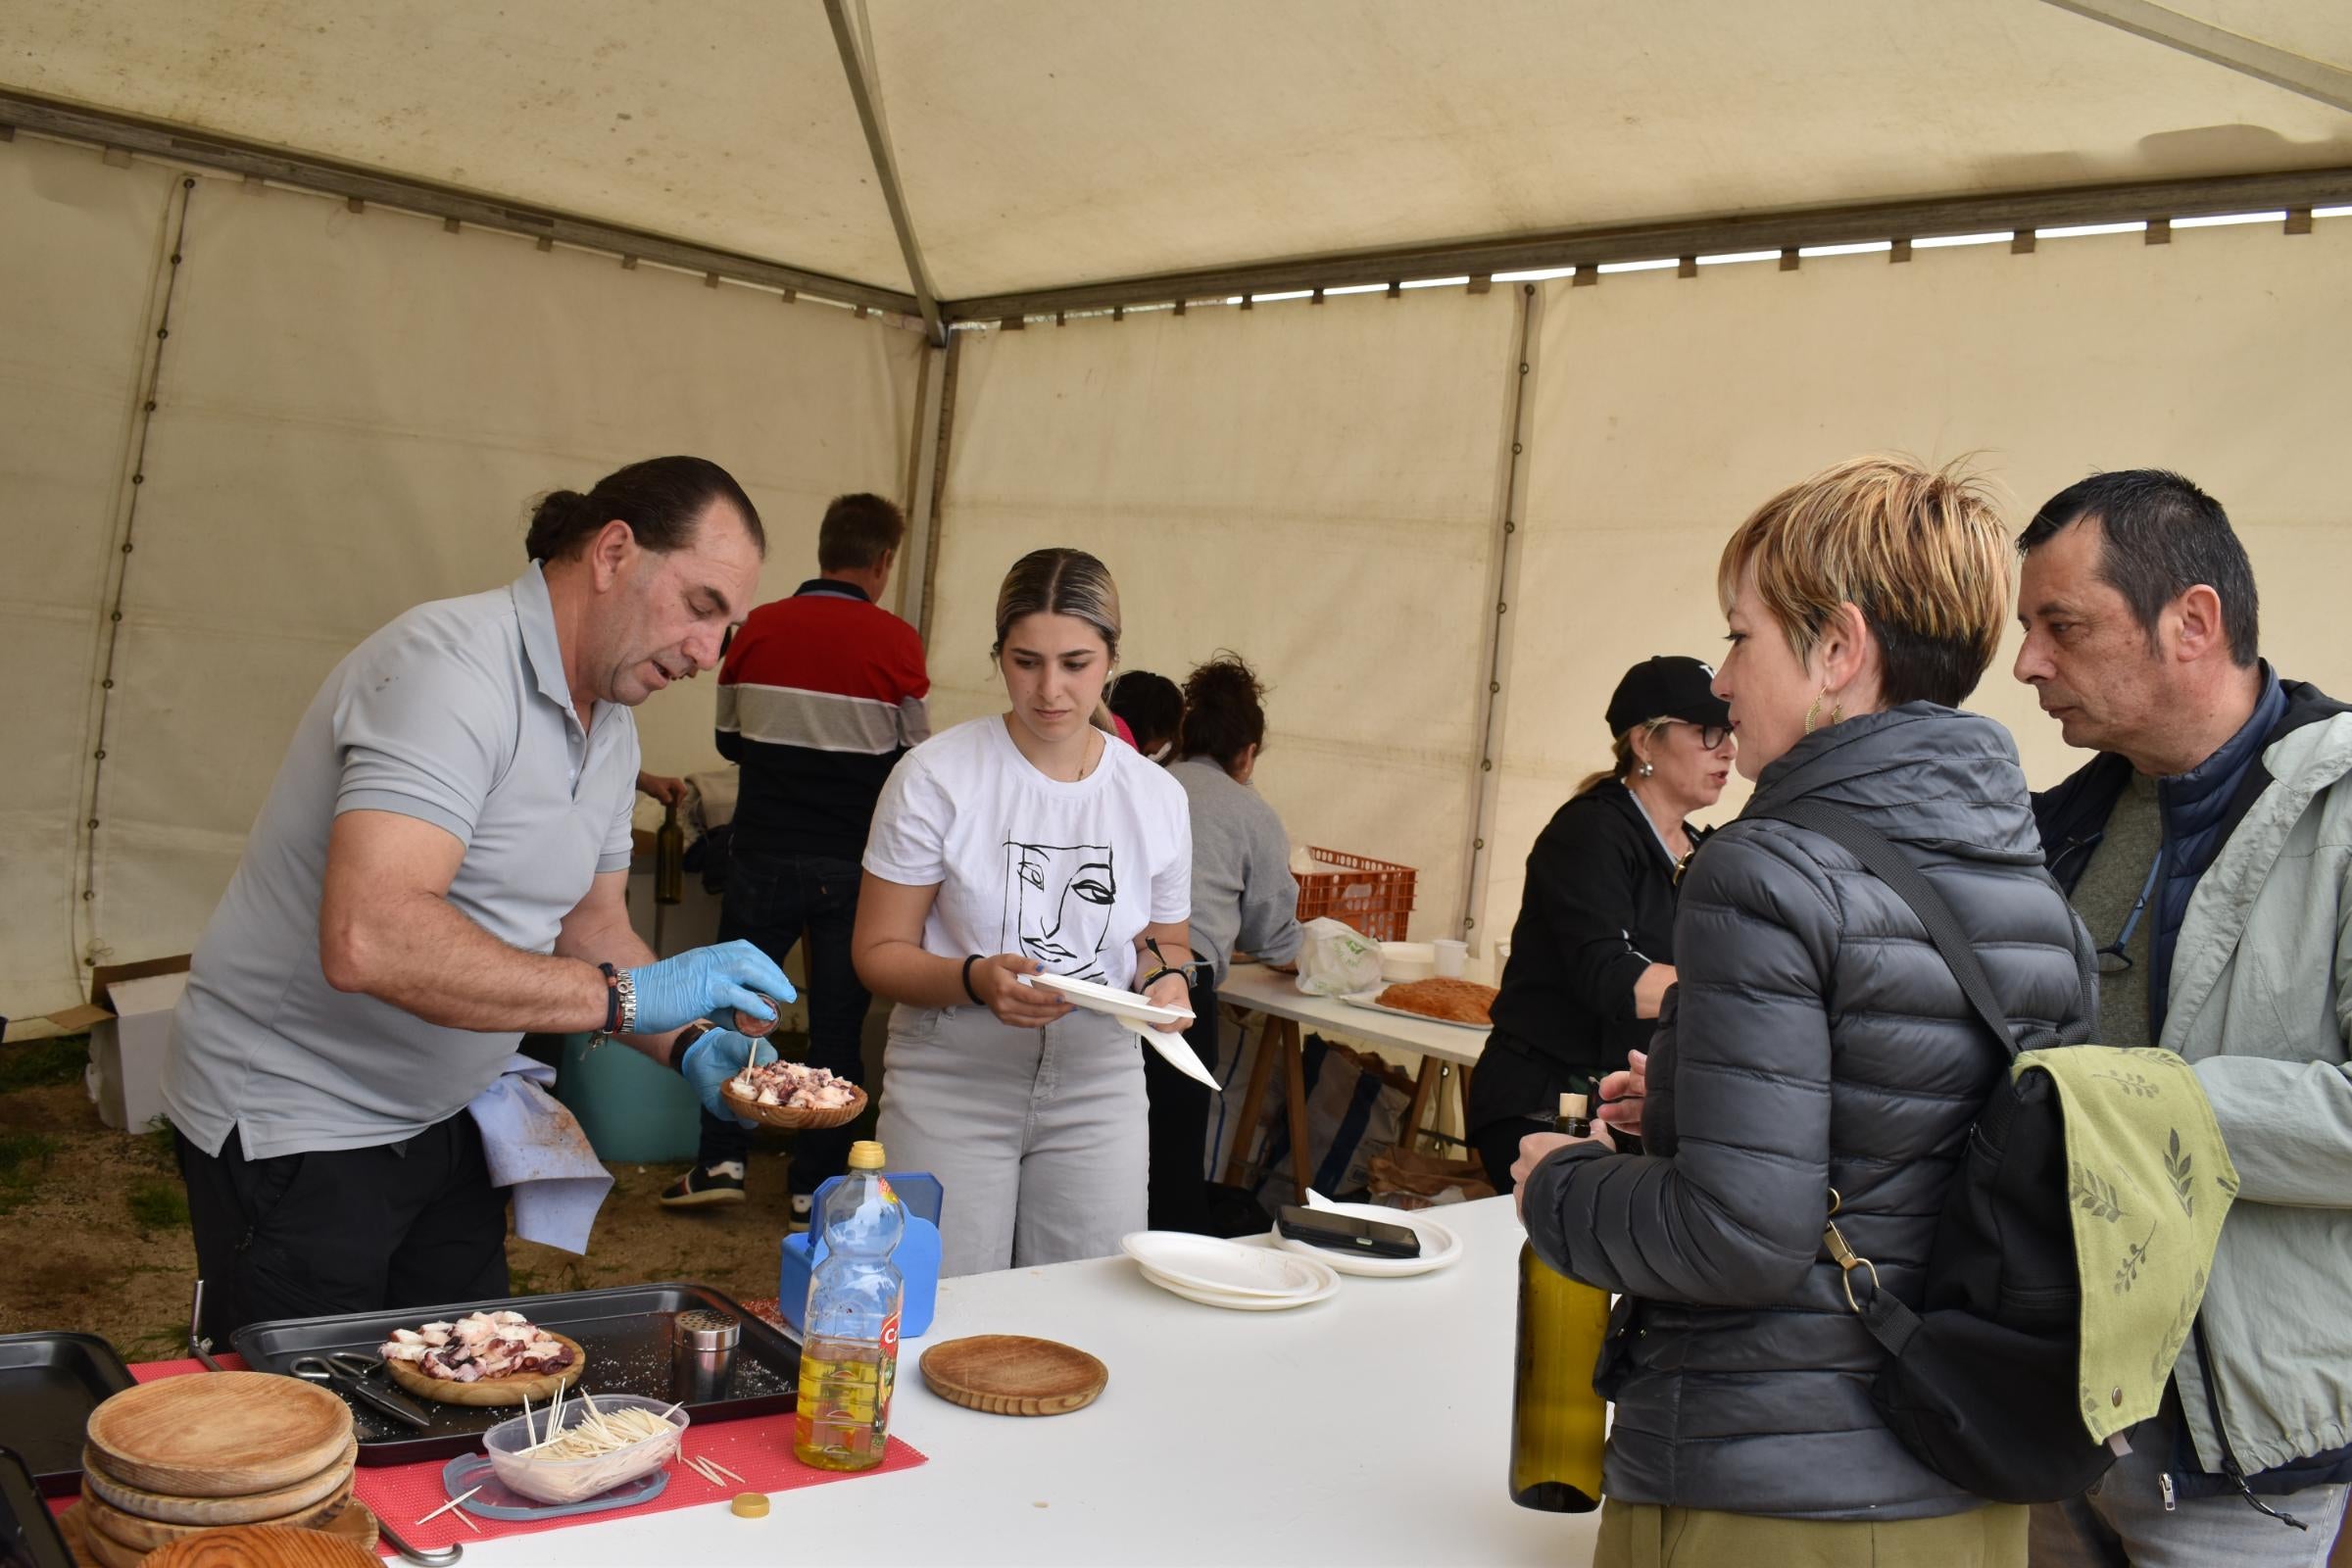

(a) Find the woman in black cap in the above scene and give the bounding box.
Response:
[1466,656,1735,1191]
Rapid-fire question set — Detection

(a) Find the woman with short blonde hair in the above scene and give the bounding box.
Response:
[1515,456,2092,1566]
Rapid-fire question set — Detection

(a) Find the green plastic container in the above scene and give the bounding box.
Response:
[555,1033,702,1164]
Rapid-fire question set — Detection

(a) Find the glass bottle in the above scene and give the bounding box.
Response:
[1508,1092,1610,1511]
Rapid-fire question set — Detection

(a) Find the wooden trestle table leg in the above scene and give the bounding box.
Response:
[1402,1057,1440,1152]
[1222,1009,1283,1187]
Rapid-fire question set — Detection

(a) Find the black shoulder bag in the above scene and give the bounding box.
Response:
[1757,799,2114,1504]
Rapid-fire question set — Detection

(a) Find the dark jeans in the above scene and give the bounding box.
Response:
[177,1113,509,1345]
[699,846,871,1196]
[1145,973,1221,1233]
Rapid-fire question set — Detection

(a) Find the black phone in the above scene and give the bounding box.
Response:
[1276,1204,1422,1259]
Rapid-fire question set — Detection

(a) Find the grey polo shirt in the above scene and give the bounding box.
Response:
[165,564,639,1159]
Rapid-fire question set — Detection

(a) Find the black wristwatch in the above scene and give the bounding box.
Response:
[666,1020,714,1074]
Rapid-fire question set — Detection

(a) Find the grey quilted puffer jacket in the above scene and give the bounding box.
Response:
[1522,704,2095,1521]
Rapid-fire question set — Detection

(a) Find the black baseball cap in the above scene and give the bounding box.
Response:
[1605,656,1731,737]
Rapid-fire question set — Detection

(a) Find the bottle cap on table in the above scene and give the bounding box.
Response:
[731,1492,770,1517]
[848,1141,886,1170]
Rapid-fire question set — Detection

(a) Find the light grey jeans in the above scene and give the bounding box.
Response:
[2031,1403,2348,1568]
[874,1001,1148,1278]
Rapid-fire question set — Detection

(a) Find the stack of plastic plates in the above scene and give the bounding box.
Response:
[1119,1233,1340,1311]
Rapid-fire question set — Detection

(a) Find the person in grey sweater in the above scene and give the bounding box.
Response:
[1515,457,2093,1567]
[1156,655,1305,1231]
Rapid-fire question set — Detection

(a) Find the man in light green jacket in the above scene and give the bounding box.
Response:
[2014,468,2352,1564]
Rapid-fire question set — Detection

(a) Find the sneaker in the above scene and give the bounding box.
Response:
[659,1161,747,1208]
[789,1192,814,1232]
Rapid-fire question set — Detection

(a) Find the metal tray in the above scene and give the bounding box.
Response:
[0,1333,135,1495]
[0,1446,73,1568]
[232,1283,800,1465]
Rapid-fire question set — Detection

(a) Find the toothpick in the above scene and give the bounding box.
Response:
[708,1458,747,1485]
[687,1455,723,1486]
[415,1486,482,1527]
[521,1391,537,1447]
[455,1507,483,1533]
[659,1400,685,1420]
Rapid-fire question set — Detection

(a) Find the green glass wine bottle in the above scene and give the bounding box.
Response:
[1508,1091,1610,1512]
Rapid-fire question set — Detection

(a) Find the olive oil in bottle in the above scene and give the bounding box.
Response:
[1508,1092,1611,1512]
[654,799,685,906]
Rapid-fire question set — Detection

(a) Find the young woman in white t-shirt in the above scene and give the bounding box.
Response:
[853,548,1195,1276]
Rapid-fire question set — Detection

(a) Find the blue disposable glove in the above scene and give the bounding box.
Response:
[627,940,797,1036]
[681,1028,778,1126]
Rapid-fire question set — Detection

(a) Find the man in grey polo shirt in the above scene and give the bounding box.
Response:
[168,455,798,1342]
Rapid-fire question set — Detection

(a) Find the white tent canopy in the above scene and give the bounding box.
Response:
[8,1,2352,304]
[4,3,2350,1021]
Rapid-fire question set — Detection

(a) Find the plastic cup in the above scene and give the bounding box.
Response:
[1432,940,1468,978]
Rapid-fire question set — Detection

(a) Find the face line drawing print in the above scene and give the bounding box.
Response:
[1003,840,1116,982]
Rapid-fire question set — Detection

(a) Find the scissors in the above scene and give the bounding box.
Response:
[289,1350,435,1431]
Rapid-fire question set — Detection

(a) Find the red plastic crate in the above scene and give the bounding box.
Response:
[1294,846,1418,944]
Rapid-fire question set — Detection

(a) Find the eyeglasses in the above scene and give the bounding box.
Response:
[2095,856,2163,976]
[1655,719,1731,751]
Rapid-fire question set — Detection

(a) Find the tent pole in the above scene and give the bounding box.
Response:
[0,86,917,318]
[940,165,2352,322]
[915,332,963,650]
[824,0,947,347]
[899,334,957,643]
[75,173,197,980]
[2037,0,2352,115]
[1454,284,1543,953]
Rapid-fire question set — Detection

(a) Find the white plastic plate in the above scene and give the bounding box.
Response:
[1119,1231,1336,1298]
[1022,971,1193,1026]
[1138,1264,1339,1311]
[1023,973,1216,1088]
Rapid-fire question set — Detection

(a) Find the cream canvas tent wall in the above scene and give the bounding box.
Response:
[4,0,2350,1021]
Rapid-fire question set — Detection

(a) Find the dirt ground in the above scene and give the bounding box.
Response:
[0,1039,826,1360]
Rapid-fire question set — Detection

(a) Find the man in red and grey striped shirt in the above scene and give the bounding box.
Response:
[661,493,930,1215]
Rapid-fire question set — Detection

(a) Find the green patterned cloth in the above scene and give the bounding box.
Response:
[2016,1046,2239,1444]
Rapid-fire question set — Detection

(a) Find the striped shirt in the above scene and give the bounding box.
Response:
[715,578,931,859]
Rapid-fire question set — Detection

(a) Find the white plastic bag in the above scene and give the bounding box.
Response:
[1294,917,1382,997]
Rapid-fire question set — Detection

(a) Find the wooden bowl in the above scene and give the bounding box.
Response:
[383,1330,587,1406]
[138,1521,377,1568]
[721,1079,868,1131]
[919,1335,1106,1417]
[84,1372,352,1498]
[80,1439,356,1525]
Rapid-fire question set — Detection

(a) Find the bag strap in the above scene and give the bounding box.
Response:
[1752,796,2045,1350]
[1755,798,2030,1059]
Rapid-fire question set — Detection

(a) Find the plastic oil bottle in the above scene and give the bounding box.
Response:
[1508,1092,1611,1511]
[793,1140,906,1472]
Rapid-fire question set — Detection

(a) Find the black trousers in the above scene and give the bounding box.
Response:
[696,846,872,1196]
[1144,973,1221,1233]
[177,1113,508,1346]
[1466,1032,1635,1193]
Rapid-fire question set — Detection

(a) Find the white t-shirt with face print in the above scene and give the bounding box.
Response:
[863,714,1192,989]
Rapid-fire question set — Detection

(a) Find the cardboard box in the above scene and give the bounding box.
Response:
[49,956,191,1134]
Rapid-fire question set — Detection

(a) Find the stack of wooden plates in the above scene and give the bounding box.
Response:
[58,1371,377,1567]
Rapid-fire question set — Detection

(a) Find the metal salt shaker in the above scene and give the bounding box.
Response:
[672,1307,740,1404]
